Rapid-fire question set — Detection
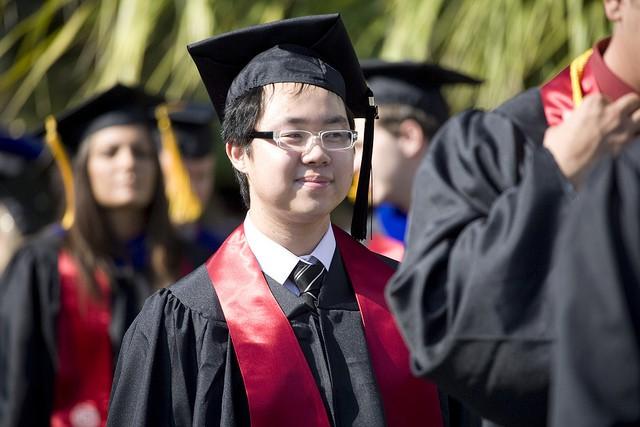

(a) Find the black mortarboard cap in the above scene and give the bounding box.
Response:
[362,60,482,125]
[163,101,217,158]
[0,133,58,234]
[39,83,164,156]
[188,13,377,239]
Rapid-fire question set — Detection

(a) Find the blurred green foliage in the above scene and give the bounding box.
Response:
[0,0,609,133]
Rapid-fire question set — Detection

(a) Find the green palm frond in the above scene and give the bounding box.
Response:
[0,0,609,128]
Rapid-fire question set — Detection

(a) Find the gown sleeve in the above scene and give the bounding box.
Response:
[550,141,640,426]
[386,89,573,426]
[107,265,249,427]
[0,236,60,427]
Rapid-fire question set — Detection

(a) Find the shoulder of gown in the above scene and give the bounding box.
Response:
[0,231,63,426]
[108,264,250,427]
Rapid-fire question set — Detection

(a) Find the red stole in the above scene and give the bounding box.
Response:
[367,232,405,262]
[52,251,112,427]
[206,224,442,427]
[540,53,600,126]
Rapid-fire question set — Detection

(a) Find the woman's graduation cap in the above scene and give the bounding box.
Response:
[37,84,163,228]
[361,60,482,126]
[187,13,377,240]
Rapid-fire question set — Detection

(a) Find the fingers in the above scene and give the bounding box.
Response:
[613,92,640,117]
[631,107,640,133]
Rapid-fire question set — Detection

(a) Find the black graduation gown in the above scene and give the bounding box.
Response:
[107,248,466,426]
[0,233,163,427]
[386,88,574,427]
[550,141,640,426]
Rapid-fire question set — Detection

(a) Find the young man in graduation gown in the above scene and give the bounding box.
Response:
[549,138,640,426]
[353,61,480,261]
[385,0,640,426]
[107,14,450,427]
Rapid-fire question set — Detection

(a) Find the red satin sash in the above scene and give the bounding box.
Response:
[52,251,112,427]
[334,226,442,427]
[540,53,599,126]
[207,224,442,426]
[206,225,331,427]
[367,232,405,262]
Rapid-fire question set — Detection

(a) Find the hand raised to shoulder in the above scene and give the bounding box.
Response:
[543,92,640,187]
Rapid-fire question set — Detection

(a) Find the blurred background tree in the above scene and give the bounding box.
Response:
[0,0,609,132]
[0,0,610,233]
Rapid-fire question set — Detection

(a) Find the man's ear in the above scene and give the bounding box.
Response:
[226,142,248,173]
[604,0,623,21]
[397,118,428,159]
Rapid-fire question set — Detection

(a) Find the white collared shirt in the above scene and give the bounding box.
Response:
[243,215,335,296]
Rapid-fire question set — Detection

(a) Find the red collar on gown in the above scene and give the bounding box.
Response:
[540,38,637,126]
[206,224,442,427]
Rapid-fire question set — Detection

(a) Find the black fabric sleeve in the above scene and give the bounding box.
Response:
[0,238,60,427]
[550,141,640,427]
[107,266,249,427]
[386,90,573,427]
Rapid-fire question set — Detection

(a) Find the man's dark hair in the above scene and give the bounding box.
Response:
[222,87,263,208]
[222,84,355,208]
[376,103,442,140]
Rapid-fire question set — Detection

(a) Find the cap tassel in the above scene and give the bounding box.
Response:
[155,105,203,225]
[44,115,75,229]
[350,93,377,241]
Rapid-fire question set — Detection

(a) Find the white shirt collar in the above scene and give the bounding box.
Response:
[243,215,335,285]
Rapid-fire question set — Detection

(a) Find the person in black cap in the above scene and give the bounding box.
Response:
[0,132,60,273]
[352,60,480,260]
[154,100,224,259]
[0,84,200,426]
[385,1,640,425]
[108,14,453,427]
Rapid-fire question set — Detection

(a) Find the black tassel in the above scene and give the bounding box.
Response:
[351,91,377,240]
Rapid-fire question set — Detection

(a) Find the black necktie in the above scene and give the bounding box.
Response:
[291,258,326,311]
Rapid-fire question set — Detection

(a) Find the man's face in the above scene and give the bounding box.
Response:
[237,83,354,227]
[353,119,412,207]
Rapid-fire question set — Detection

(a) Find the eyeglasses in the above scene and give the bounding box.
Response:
[249,130,358,152]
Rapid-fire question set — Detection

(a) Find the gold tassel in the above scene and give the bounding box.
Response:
[570,48,593,108]
[45,115,75,229]
[155,104,203,225]
[347,170,359,203]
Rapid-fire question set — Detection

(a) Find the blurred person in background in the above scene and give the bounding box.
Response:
[0,132,60,274]
[0,84,200,427]
[352,60,481,261]
[385,0,640,425]
[155,100,224,262]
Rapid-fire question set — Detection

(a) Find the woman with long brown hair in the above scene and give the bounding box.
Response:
[0,84,201,427]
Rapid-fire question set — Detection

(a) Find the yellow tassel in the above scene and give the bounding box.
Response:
[155,104,203,225]
[569,48,593,108]
[44,115,75,229]
[347,171,359,203]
